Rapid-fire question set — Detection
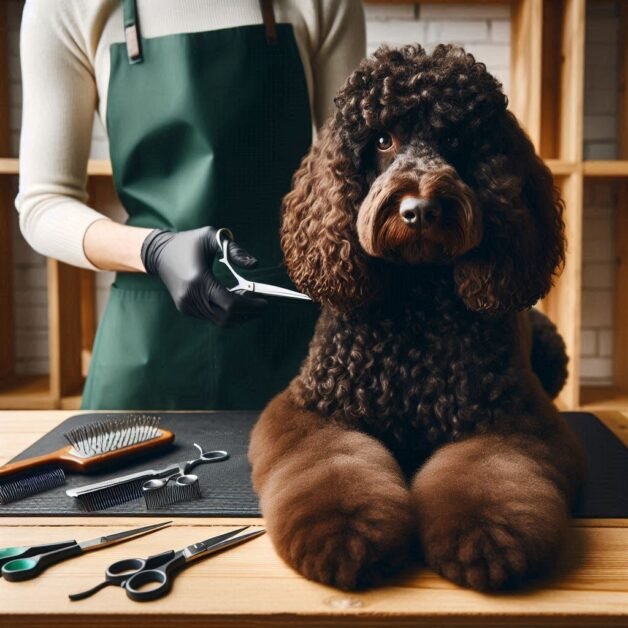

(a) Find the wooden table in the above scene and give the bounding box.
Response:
[1,411,627,628]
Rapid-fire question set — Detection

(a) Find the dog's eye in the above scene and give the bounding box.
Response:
[376,133,393,151]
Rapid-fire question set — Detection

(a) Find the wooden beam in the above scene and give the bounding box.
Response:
[618,1,628,161]
[559,0,585,163]
[0,179,14,381]
[538,0,585,409]
[540,0,562,159]
[0,3,14,381]
[614,3,628,397]
[48,260,84,405]
[0,159,113,176]
[547,173,584,410]
[583,161,628,177]
[510,0,543,149]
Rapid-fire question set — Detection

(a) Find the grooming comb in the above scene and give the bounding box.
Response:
[143,476,202,510]
[67,445,227,512]
[0,415,175,503]
[66,465,182,512]
[0,468,66,505]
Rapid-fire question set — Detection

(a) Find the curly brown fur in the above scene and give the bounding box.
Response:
[249,44,585,592]
[528,309,569,399]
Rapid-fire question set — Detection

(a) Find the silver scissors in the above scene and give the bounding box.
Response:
[215,227,311,301]
[142,443,228,495]
[69,526,265,602]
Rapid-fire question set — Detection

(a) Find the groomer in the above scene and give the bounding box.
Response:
[17,1,365,409]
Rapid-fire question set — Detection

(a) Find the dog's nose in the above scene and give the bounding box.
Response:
[399,196,440,228]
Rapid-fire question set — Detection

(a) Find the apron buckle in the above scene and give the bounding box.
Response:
[125,24,143,64]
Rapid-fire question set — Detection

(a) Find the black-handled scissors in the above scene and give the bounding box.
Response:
[70,525,265,602]
[0,521,171,582]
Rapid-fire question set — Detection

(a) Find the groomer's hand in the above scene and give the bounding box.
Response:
[141,226,267,326]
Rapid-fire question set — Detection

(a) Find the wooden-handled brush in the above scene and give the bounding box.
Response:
[0,415,175,504]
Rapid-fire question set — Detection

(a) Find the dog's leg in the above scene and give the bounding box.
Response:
[410,420,585,591]
[248,389,417,590]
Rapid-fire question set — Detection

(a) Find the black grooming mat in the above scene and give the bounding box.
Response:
[0,411,626,517]
[0,412,262,517]
[563,412,628,518]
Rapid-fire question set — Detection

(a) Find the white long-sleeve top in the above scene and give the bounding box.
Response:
[16,0,366,269]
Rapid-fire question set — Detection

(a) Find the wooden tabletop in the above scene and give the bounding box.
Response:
[1,411,627,628]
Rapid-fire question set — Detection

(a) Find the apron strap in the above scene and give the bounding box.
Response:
[122,0,276,64]
[122,0,143,64]
[259,0,277,45]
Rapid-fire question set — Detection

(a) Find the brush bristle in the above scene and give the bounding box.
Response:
[0,468,66,505]
[75,478,146,512]
[64,415,161,457]
[144,481,202,510]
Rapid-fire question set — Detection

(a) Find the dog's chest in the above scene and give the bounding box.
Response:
[295,296,521,451]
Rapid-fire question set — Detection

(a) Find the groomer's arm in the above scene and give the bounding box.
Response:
[311,0,367,130]
[16,0,149,272]
[82,221,151,271]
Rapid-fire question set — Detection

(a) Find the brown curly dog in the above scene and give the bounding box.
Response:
[248,44,586,592]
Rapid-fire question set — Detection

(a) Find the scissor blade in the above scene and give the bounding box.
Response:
[186,526,249,557]
[205,529,266,554]
[185,528,265,562]
[248,281,311,301]
[80,521,172,551]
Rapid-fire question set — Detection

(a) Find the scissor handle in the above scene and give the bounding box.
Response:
[123,550,186,602]
[215,227,234,250]
[174,474,198,487]
[69,550,173,601]
[2,543,82,582]
[0,540,76,570]
[183,447,229,474]
[106,557,147,581]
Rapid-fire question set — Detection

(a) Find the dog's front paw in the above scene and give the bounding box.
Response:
[421,516,540,590]
[280,489,416,590]
[411,435,571,591]
[260,435,416,589]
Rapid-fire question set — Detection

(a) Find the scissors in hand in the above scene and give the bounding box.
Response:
[70,525,265,602]
[0,521,171,582]
[216,228,311,301]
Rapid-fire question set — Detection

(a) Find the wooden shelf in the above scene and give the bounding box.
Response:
[580,385,628,410]
[0,158,112,176]
[85,159,113,176]
[2,157,606,179]
[0,157,17,174]
[0,375,55,410]
[582,160,628,177]
[546,160,578,175]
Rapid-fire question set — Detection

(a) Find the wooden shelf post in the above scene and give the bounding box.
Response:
[510,0,543,147]
[48,260,84,405]
[613,2,628,401]
[0,2,15,382]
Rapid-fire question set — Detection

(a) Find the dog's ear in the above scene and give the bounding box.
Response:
[281,123,376,307]
[454,111,565,313]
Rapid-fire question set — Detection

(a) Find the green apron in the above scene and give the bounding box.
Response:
[82,0,318,410]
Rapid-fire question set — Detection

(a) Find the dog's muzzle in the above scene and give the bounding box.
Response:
[356,159,481,264]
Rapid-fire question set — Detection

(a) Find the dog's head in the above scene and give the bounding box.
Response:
[281,44,565,312]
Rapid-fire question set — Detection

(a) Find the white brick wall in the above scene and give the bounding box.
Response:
[4,1,621,385]
[365,3,511,94]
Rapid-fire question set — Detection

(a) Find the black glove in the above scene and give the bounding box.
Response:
[141,226,267,326]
